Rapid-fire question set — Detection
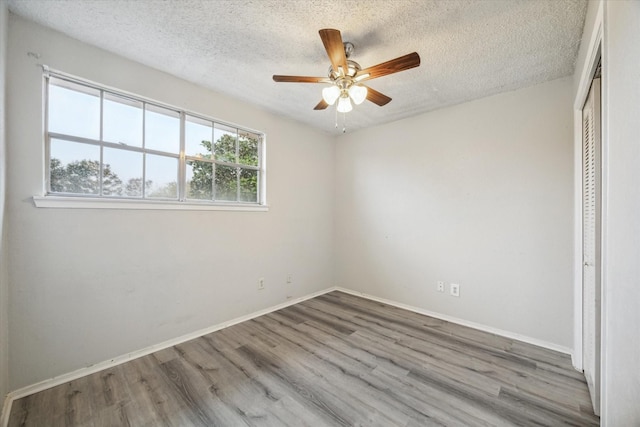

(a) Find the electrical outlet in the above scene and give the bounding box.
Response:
[287,274,292,284]
[258,278,265,290]
[437,281,445,292]
[450,283,460,297]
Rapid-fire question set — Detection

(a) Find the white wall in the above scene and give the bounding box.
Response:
[334,77,575,348]
[6,14,334,389]
[0,0,10,403]
[600,1,640,424]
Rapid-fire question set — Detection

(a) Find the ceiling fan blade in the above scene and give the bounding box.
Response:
[273,75,331,83]
[319,29,348,74]
[314,99,329,110]
[364,86,392,106]
[357,52,421,81]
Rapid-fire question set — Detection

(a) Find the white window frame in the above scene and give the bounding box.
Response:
[34,67,267,211]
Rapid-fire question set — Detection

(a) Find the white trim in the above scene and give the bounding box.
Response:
[0,285,579,425]
[572,106,584,371]
[0,397,10,427]
[32,196,269,211]
[335,288,573,356]
[598,3,609,423]
[572,1,604,374]
[0,286,338,424]
[574,11,604,111]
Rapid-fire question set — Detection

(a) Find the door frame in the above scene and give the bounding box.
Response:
[572,0,605,413]
[582,74,602,415]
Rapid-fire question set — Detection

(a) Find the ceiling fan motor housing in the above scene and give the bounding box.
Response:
[328,59,362,83]
[326,59,363,104]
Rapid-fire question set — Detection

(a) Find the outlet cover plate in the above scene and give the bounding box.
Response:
[450,283,460,297]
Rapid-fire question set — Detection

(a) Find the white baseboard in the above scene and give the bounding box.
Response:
[334,287,574,357]
[1,285,576,426]
[0,286,338,426]
[0,396,10,427]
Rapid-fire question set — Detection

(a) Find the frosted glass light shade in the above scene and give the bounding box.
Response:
[322,85,341,105]
[349,85,368,105]
[337,95,353,113]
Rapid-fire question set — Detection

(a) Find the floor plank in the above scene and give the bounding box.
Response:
[8,291,599,426]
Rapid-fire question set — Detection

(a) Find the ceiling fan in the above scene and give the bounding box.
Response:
[273,29,421,114]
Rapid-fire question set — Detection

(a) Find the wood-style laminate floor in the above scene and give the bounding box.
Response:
[8,291,599,426]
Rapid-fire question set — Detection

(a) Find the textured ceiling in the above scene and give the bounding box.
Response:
[8,0,587,134]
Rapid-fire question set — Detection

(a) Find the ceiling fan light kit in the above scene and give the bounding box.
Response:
[321,74,367,111]
[337,95,353,113]
[273,28,421,119]
[348,85,367,105]
[322,85,340,105]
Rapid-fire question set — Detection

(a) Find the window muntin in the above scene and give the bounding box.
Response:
[50,138,101,195]
[103,93,143,147]
[144,104,180,153]
[48,79,100,140]
[45,72,264,205]
[185,115,212,157]
[183,114,261,202]
[102,147,143,197]
[213,123,237,164]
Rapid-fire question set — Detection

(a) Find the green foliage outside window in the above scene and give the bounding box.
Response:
[50,133,259,202]
[187,133,259,202]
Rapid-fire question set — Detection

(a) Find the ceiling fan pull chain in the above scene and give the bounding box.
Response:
[335,105,338,129]
[343,112,347,133]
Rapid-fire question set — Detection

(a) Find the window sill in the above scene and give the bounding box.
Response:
[32,196,269,212]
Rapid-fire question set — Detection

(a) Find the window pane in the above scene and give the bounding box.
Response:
[145,105,179,153]
[48,78,100,140]
[46,75,264,204]
[185,116,213,158]
[239,131,259,167]
[186,160,213,200]
[214,124,237,163]
[103,147,142,197]
[145,154,178,199]
[50,139,100,194]
[215,165,238,201]
[103,93,143,147]
[239,168,258,202]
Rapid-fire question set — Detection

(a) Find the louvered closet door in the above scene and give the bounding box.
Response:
[582,77,601,416]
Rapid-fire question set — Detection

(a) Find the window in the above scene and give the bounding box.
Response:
[44,71,265,207]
